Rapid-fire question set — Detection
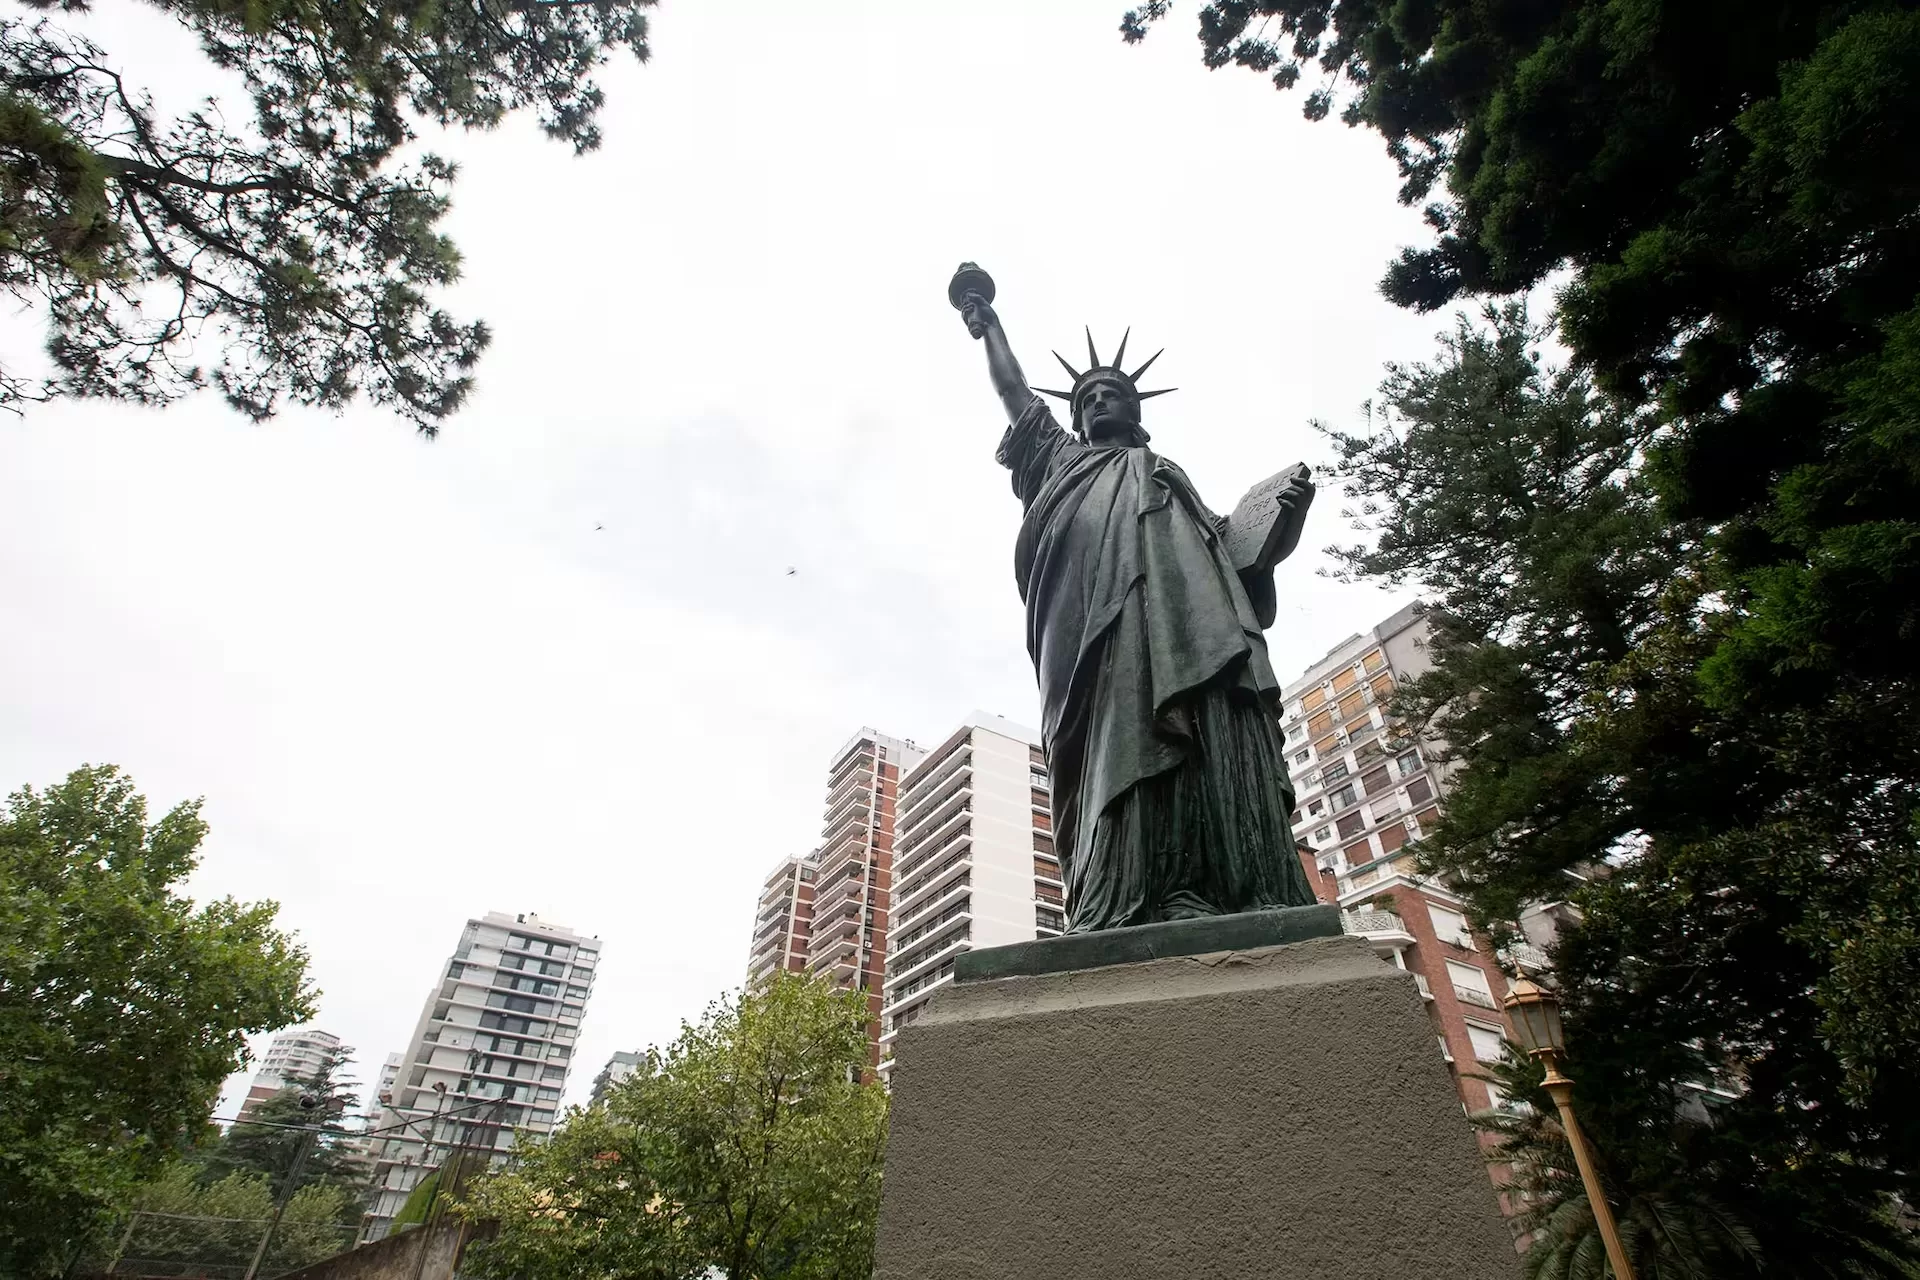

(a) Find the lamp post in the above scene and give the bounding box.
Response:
[1502,978,1637,1280]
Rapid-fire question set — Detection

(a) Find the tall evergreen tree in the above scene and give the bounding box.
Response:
[1316,304,1919,1273]
[1120,0,1920,717]
[0,0,655,428]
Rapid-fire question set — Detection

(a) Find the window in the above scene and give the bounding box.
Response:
[542,1066,566,1081]
[1337,691,1365,721]
[1360,765,1391,796]
[1362,649,1386,673]
[1306,799,1325,816]
[1396,750,1421,777]
[1406,777,1434,805]
[1302,687,1326,713]
[567,985,589,1000]
[1466,1023,1506,1063]
[1430,906,1473,947]
[1312,826,1330,842]
[1377,822,1409,854]
[1285,724,1304,742]
[1321,760,1350,784]
[1336,811,1365,839]
[1293,750,1310,765]
[536,1087,562,1102]
[1307,710,1334,737]
[1448,960,1496,1004]
[1329,784,1358,811]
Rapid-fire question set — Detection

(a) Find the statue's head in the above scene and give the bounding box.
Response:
[1035,328,1174,447]
[1075,374,1145,445]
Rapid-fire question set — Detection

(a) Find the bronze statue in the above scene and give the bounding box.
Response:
[951,263,1318,932]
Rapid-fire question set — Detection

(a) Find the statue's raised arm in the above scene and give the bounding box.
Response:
[950,263,1034,424]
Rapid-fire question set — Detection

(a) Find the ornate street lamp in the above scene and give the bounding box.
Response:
[1503,977,1638,1280]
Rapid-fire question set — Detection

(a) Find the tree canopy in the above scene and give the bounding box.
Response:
[1321,304,1919,1273]
[1122,0,1920,722]
[463,973,888,1280]
[0,763,313,1277]
[0,0,655,429]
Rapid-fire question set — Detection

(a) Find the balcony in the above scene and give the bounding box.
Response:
[888,924,970,987]
[893,854,970,921]
[897,784,973,853]
[899,754,972,829]
[1500,941,1552,973]
[893,873,970,938]
[1340,909,1415,949]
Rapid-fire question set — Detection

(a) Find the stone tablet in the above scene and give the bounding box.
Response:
[1223,462,1314,574]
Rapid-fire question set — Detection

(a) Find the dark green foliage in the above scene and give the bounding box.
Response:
[0,0,655,429]
[193,1071,369,1222]
[0,764,313,1278]
[1122,0,1920,720]
[1322,306,1920,1274]
[464,973,888,1280]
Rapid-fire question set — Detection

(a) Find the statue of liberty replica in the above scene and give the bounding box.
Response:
[951,264,1319,933]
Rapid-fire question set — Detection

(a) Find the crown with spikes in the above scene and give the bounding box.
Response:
[1033,328,1175,434]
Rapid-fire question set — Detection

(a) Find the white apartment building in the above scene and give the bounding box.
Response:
[877,712,1061,1079]
[237,1028,347,1118]
[361,912,600,1242]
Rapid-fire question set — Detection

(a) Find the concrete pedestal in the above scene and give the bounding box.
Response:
[873,922,1519,1280]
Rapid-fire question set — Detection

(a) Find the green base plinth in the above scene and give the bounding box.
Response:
[953,903,1341,984]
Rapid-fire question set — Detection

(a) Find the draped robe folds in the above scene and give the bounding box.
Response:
[997,395,1317,931]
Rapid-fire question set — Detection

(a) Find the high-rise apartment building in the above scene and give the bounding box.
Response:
[1278,603,1557,1116]
[590,1050,644,1107]
[237,1028,347,1119]
[361,912,600,1242]
[878,712,1060,1080]
[803,729,923,1064]
[747,854,817,984]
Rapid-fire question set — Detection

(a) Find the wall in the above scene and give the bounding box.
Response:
[271,1220,492,1280]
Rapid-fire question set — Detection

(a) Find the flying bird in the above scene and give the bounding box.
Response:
[785,567,797,576]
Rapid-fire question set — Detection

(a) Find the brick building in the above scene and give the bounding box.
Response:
[1279,604,1572,1118]
[747,854,817,984]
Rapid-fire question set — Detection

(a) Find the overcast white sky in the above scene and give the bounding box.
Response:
[0,0,1442,1113]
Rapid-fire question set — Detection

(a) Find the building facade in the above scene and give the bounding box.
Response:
[590,1050,644,1107]
[877,712,1060,1080]
[361,912,600,1242]
[747,854,817,984]
[237,1028,347,1119]
[1279,604,1550,1115]
[803,729,923,1064]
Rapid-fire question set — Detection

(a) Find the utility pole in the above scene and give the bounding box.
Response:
[242,1124,319,1280]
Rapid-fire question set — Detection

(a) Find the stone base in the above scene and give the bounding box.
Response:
[874,930,1519,1280]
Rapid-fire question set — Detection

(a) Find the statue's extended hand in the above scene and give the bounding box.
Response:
[960,293,998,340]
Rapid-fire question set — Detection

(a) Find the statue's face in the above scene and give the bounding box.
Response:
[1077,379,1141,444]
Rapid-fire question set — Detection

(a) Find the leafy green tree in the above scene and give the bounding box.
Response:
[0,764,313,1277]
[0,0,655,429]
[463,973,889,1280]
[1318,304,1920,1273]
[118,1163,352,1276]
[1120,0,1920,727]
